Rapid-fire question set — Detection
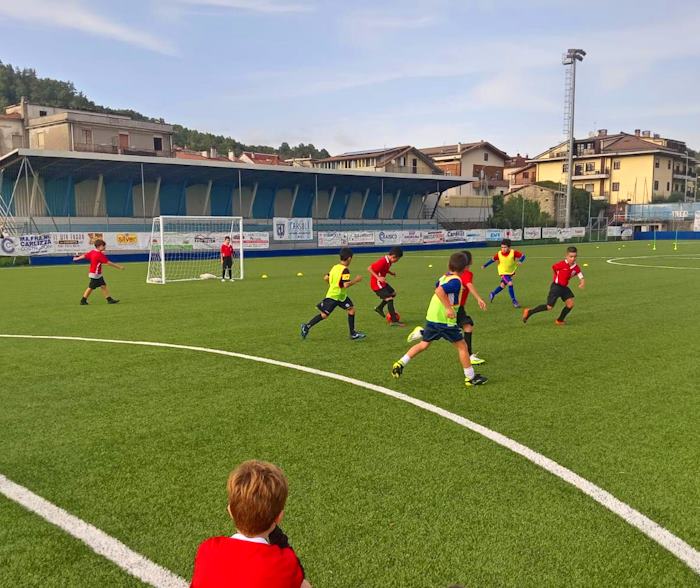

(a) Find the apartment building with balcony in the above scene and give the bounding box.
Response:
[314,146,443,175]
[532,129,697,203]
[1,98,173,158]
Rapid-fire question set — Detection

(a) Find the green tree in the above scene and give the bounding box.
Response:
[490,195,553,228]
[535,181,607,226]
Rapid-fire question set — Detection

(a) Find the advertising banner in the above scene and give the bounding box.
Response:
[607,226,622,237]
[503,229,523,241]
[571,227,586,238]
[464,229,486,242]
[273,217,313,241]
[51,232,94,253]
[694,211,700,232]
[241,232,269,249]
[401,230,422,244]
[486,229,504,241]
[317,231,346,247]
[0,233,53,256]
[346,231,375,245]
[422,230,445,244]
[524,227,541,240]
[375,230,402,245]
[444,230,466,243]
[542,227,559,238]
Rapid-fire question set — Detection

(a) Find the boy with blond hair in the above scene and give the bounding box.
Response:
[191,460,311,588]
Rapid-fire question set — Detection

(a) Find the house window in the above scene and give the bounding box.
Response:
[667,160,671,169]
[412,158,418,173]
[666,182,670,191]
[562,163,568,172]
[655,159,659,168]
[399,156,406,167]
[11,134,23,149]
[654,180,659,190]
[585,162,595,172]
[36,132,45,148]
[483,152,489,161]
[612,182,620,192]
[523,171,529,179]
[584,183,594,192]
[39,110,47,117]
[153,137,163,151]
[83,129,92,144]
[613,160,620,170]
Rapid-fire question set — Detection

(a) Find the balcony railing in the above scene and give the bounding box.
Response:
[74,143,169,157]
[572,168,610,179]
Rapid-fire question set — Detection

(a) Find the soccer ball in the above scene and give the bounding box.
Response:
[386,312,401,324]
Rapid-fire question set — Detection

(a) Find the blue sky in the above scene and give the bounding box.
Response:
[1,0,699,157]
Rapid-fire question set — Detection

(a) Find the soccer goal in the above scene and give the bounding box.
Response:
[146,216,244,284]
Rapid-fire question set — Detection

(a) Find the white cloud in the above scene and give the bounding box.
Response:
[0,0,176,55]
[173,0,313,13]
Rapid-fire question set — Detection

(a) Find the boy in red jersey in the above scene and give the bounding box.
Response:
[221,236,235,282]
[191,460,311,588]
[481,238,526,308]
[522,246,585,325]
[72,239,124,305]
[368,246,403,325]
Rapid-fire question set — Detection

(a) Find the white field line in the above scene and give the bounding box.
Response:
[0,473,188,588]
[0,333,699,577]
[606,255,700,270]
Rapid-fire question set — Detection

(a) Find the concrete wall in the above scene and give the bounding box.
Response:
[0,118,24,156]
[29,124,71,150]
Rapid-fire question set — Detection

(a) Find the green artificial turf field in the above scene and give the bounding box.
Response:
[1,240,699,587]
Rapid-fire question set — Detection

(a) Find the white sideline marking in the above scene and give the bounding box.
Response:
[0,474,188,588]
[1,333,699,577]
[607,255,700,270]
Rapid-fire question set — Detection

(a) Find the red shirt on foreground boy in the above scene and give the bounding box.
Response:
[191,460,311,588]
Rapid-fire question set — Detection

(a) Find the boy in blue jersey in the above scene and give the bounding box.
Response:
[391,252,488,388]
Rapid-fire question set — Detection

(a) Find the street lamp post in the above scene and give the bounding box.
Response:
[562,48,586,228]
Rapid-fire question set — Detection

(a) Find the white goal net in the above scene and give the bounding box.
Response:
[146,216,244,284]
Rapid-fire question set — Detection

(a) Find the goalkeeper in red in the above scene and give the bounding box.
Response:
[482,238,525,308]
[522,246,585,325]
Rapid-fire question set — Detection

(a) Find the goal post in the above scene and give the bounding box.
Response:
[146,216,244,284]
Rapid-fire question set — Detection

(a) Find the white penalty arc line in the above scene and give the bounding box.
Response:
[0,473,188,588]
[1,334,699,578]
[606,255,700,270]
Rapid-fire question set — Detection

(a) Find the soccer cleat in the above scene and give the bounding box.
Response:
[407,326,423,343]
[555,319,566,326]
[512,299,520,308]
[522,308,530,323]
[489,291,495,303]
[350,331,366,340]
[391,361,404,378]
[469,353,485,365]
[373,306,385,318]
[107,298,119,304]
[80,299,88,305]
[300,323,310,340]
[465,374,488,387]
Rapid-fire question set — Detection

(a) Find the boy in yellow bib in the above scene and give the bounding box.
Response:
[301,247,366,341]
[482,238,526,308]
[391,252,487,387]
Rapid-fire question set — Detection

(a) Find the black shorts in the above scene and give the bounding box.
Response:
[373,284,396,299]
[89,276,106,289]
[316,297,353,315]
[456,306,474,328]
[422,321,463,343]
[222,256,233,269]
[547,283,574,306]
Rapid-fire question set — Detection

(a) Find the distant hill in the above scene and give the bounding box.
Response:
[0,60,330,160]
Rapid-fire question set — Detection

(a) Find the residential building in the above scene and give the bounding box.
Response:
[532,129,697,203]
[2,98,173,158]
[504,184,561,219]
[314,146,443,175]
[285,156,316,168]
[0,112,24,154]
[420,141,509,206]
[173,147,236,162]
[238,151,289,166]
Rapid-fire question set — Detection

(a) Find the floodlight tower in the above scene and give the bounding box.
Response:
[562,48,586,228]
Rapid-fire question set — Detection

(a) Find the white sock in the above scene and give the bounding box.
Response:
[400,354,411,365]
[464,366,475,380]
